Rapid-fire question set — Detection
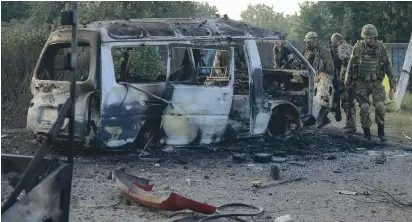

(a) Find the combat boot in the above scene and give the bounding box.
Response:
[378,125,388,142]
[363,127,371,140]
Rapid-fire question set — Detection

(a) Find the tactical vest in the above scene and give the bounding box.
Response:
[357,40,383,81]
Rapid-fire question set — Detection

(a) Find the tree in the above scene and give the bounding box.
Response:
[291,1,412,43]
[1,1,30,22]
[78,1,218,24]
[240,3,292,34]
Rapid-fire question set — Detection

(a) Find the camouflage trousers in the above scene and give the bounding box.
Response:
[341,88,356,128]
[314,73,332,109]
[354,80,386,128]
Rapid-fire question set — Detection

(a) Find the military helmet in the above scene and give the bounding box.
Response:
[361,24,378,38]
[304,31,318,41]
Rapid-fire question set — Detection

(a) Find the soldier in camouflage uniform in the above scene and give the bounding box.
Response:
[330,33,356,134]
[345,24,397,142]
[302,31,335,128]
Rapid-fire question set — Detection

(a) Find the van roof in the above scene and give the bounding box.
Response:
[81,17,284,42]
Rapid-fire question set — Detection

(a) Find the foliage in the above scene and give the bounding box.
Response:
[241,1,412,43]
[240,3,298,38]
[112,46,167,82]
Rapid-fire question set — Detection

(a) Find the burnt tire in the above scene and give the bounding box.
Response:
[267,113,290,137]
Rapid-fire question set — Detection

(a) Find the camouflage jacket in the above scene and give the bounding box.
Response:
[303,45,334,79]
[335,40,354,83]
[346,40,396,89]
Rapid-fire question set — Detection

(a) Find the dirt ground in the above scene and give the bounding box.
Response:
[2,112,412,222]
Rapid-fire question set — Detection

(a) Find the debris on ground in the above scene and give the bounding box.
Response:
[356,148,367,152]
[257,176,306,190]
[1,134,10,139]
[112,169,264,221]
[252,180,263,188]
[273,151,287,157]
[334,190,358,195]
[272,157,287,163]
[325,155,337,160]
[375,152,387,164]
[253,153,272,163]
[270,164,281,180]
[112,169,216,213]
[275,214,293,222]
[175,157,188,165]
[116,167,126,172]
[232,153,247,163]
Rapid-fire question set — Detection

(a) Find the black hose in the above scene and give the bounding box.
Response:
[198,202,264,222]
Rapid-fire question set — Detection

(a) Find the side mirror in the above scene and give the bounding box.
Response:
[54,53,72,70]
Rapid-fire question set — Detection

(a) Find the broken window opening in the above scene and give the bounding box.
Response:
[36,43,91,82]
[257,40,310,115]
[112,45,168,84]
[233,45,249,95]
[169,47,232,87]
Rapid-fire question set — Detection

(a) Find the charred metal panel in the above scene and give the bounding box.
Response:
[174,23,211,37]
[27,30,100,139]
[161,85,233,145]
[244,40,271,135]
[106,23,148,39]
[161,46,235,145]
[88,18,285,43]
[228,95,250,126]
[98,45,169,148]
[2,164,71,222]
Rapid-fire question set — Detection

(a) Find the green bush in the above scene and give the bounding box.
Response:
[1,20,50,125]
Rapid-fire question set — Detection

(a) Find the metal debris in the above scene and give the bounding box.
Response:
[334,190,358,195]
[253,153,272,163]
[232,153,247,163]
[272,157,287,163]
[270,164,281,180]
[375,152,387,164]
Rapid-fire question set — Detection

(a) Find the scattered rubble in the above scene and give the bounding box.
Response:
[375,152,387,164]
[270,164,281,180]
[275,214,293,222]
[232,153,247,163]
[253,153,272,163]
[325,155,337,160]
[334,190,358,195]
[272,157,287,163]
[252,180,263,188]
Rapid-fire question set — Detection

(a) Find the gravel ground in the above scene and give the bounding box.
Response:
[2,120,412,222]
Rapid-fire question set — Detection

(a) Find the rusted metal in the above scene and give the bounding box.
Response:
[112,169,217,214]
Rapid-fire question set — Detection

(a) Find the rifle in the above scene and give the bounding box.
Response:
[330,48,342,122]
[280,56,295,69]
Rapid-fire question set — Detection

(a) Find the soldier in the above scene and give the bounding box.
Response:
[330,33,356,134]
[345,24,397,142]
[302,31,335,128]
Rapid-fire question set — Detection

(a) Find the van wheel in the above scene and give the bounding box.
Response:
[267,113,290,137]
